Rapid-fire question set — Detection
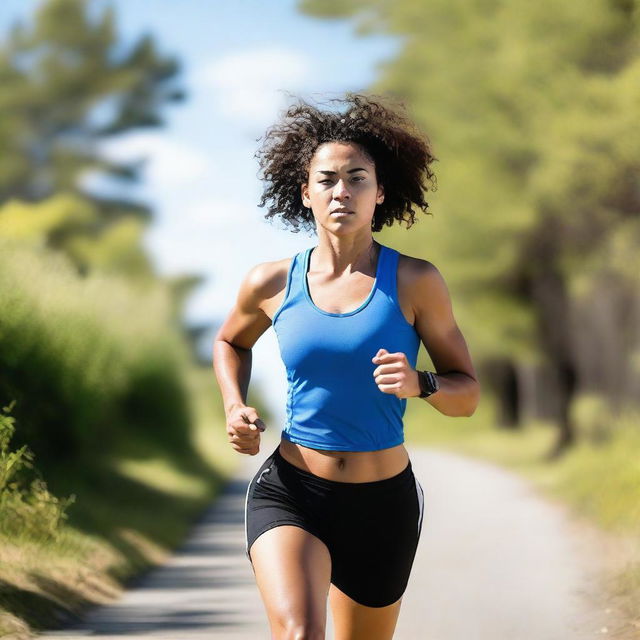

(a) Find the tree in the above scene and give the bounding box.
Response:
[297,0,640,457]
[0,0,185,275]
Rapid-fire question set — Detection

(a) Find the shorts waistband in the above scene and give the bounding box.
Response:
[270,444,413,492]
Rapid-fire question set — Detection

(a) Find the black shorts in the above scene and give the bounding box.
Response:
[244,443,425,608]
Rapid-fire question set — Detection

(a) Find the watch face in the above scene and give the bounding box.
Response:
[419,371,437,397]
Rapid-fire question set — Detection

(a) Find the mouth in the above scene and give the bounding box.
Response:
[330,210,353,216]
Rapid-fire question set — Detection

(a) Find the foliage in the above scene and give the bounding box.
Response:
[0,0,185,277]
[0,401,75,542]
[298,0,640,428]
[0,238,194,464]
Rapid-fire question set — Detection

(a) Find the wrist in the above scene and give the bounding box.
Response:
[225,401,246,416]
[416,369,440,399]
[412,369,422,398]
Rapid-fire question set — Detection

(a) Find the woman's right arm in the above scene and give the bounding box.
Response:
[212,262,276,454]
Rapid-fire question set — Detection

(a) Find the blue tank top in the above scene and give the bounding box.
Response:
[272,243,421,452]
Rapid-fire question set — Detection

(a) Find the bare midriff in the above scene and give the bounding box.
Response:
[278,438,410,483]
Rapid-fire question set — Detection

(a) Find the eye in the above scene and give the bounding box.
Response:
[319,177,364,184]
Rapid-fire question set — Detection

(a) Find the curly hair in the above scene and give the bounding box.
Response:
[254,92,438,235]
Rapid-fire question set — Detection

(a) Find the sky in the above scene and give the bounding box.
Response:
[0,0,401,428]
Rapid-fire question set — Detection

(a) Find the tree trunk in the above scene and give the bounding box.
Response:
[530,267,578,460]
[479,358,520,428]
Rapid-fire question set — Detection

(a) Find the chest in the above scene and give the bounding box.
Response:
[305,269,377,315]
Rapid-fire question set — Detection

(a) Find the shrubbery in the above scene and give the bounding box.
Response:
[0,401,75,542]
[0,239,194,465]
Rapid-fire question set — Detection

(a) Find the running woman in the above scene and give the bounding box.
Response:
[213,93,480,640]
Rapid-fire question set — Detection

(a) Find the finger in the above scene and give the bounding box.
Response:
[239,419,266,432]
[231,441,259,453]
[375,374,400,385]
[377,382,401,394]
[372,351,400,364]
[373,361,403,372]
[233,423,260,434]
[229,432,259,443]
[239,411,259,428]
[238,412,265,432]
[372,363,404,378]
[372,348,389,362]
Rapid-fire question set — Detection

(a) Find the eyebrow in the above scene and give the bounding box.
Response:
[315,168,368,175]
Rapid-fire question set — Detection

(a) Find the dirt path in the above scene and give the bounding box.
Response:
[41,436,615,639]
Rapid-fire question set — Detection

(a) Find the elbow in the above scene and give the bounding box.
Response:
[463,379,481,417]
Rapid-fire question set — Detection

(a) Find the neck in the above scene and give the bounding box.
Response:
[312,235,380,276]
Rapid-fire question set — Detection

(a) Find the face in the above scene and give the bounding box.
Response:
[301,141,384,234]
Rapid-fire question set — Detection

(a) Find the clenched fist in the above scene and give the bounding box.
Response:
[226,404,267,456]
[372,347,420,399]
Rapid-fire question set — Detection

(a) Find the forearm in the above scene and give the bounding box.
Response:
[213,339,252,416]
[419,370,480,417]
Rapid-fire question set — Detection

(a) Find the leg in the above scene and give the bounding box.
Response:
[329,583,402,640]
[327,467,424,638]
[250,524,332,640]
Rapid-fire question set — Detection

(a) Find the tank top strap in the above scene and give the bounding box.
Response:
[298,246,311,290]
[289,249,304,288]
[375,244,400,303]
[271,249,306,327]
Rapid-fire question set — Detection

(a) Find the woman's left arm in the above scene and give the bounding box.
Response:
[372,260,480,417]
[411,261,480,416]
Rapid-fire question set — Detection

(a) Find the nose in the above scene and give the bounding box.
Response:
[333,179,351,200]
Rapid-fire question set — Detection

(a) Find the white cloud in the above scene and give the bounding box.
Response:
[194,47,311,127]
[99,133,215,189]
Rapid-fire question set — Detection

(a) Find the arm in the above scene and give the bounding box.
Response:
[411,261,480,417]
[213,262,275,454]
[213,263,273,414]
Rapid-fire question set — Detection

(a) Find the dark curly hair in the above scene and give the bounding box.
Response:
[254,92,438,235]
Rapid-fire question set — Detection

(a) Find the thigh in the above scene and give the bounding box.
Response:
[251,524,332,640]
[329,583,402,640]
[328,470,424,610]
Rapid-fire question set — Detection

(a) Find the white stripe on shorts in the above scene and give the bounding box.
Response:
[243,476,252,560]
[414,475,425,535]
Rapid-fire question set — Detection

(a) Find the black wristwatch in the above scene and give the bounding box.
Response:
[417,370,440,398]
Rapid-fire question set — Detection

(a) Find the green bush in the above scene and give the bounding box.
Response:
[0,401,75,542]
[0,239,194,465]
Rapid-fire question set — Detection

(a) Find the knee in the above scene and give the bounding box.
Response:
[282,620,325,640]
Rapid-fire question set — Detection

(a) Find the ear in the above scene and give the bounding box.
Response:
[376,183,385,204]
[301,183,310,208]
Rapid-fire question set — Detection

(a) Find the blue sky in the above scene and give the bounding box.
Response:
[0,0,401,424]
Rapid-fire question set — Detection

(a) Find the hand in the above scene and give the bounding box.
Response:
[371,348,421,399]
[225,404,267,456]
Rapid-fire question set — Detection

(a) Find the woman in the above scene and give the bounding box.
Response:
[213,93,480,640]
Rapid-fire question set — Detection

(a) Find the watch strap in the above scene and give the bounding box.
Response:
[418,370,439,398]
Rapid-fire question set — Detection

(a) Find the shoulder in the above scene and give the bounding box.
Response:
[396,250,451,311]
[396,250,443,287]
[239,255,295,311]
